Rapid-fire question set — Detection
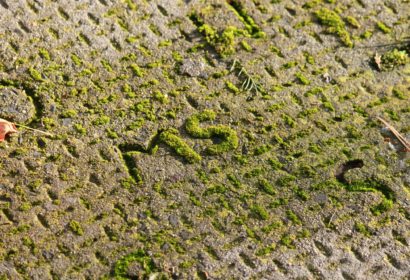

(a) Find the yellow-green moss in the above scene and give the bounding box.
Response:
[376,21,391,34]
[159,129,201,163]
[381,49,408,70]
[69,220,84,236]
[315,8,353,47]
[28,67,43,81]
[185,110,239,155]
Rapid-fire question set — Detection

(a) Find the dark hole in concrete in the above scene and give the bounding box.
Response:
[335,159,364,183]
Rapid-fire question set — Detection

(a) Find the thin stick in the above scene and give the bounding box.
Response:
[15,123,54,137]
[377,117,410,151]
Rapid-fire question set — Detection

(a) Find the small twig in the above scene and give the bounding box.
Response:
[15,123,54,137]
[377,117,410,152]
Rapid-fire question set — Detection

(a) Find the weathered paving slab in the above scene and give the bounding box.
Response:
[0,0,409,279]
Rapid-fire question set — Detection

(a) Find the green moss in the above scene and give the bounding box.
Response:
[38,48,51,60]
[101,59,113,72]
[282,61,298,69]
[172,51,183,62]
[253,144,272,156]
[61,109,77,118]
[18,202,31,212]
[315,8,353,47]
[227,174,241,188]
[74,124,87,135]
[159,130,201,163]
[203,184,227,196]
[226,81,240,94]
[129,64,144,77]
[250,205,269,220]
[217,26,237,56]
[276,174,296,187]
[270,45,284,57]
[153,90,168,104]
[281,113,296,128]
[344,179,394,201]
[261,220,283,233]
[381,49,409,70]
[227,0,266,38]
[303,0,321,9]
[198,24,218,45]
[185,110,215,138]
[304,52,315,64]
[258,179,276,195]
[392,88,407,100]
[295,72,310,85]
[69,220,84,236]
[345,16,360,28]
[376,21,391,34]
[185,110,239,155]
[361,30,373,39]
[305,87,324,97]
[240,40,252,52]
[280,233,295,248]
[371,198,393,216]
[255,244,275,256]
[355,222,371,236]
[206,126,239,155]
[114,250,156,279]
[286,210,302,225]
[268,158,283,170]
[106,129,119,139]
[28,67,43,81]
[93,115,110,125]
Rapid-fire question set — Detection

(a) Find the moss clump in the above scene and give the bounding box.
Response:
[129,64,144,77]
[392,88,407,100]
[114,250,156,280]
[376,21,391,34]
[226,81,240,94]
[74,123,87,135]
[159,129,201,163]
[286,210,302,225]
[240,40,252,52]
[371,198,393,216]
[315,8,353,47]
[250,205,269,220]
[227,0,266,38]
[71,53,82,66]
[253,144,272,156]
[38,48,51,60]
[185,110,239,155]
[345,16,360,28]
[191,13,245,57]
[69,220,84,236]
[258,179,276,195]
[295,72,310,85]
[355,222,371,236]
[381,49,409,70]
[61,109,77,118]
[216,26,238,57]
[28,67,44,81]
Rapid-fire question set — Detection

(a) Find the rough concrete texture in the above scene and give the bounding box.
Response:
[0,0,409,279]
